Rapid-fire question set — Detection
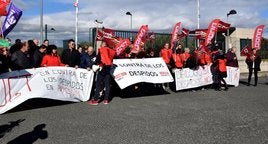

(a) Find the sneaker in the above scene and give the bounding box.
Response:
[88,100,98,105]
[103,100,109,105]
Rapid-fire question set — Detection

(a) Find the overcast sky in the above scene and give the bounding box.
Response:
[1,0,268,46]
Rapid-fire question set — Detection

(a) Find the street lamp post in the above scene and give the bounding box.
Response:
[226,10,237,49]
[44,24,56,40]
[126,12,132,40]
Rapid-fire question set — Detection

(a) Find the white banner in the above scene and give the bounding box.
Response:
[174,65,213,91]
[112,58,174,89]
[0,67,94,114]
[174,66,240,91]
[225,66,240,87]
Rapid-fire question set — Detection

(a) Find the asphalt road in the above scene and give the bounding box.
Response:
[1,77,268,144]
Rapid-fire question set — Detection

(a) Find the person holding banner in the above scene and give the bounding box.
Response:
[88,41,115,105]
[245,49,261,86]
[11,41,32,70]
[80,46,96,70]
[60,39,80,68]
[41,45,64,67]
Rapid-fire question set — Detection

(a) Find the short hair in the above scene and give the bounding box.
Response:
[68,39,75,44]
[43,39,49,43]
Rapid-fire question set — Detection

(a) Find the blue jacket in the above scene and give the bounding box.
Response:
[80,52,96,69]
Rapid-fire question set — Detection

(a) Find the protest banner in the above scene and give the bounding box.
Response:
[112,58,174,89]
[174,65,213,90]
[174,66,240,91]
[0,67,94,114]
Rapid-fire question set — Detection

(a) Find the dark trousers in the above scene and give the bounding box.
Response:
[248,68,258,85]
[93,67,111,101]
[218,73,227,89]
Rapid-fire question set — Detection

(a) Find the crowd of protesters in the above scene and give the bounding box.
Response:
[0,38,262,105]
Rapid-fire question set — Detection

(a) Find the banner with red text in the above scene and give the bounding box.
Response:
[0,67,94,114]
[252,25,265,50]
[131,25,149,53]
[174,66,239,90]
[112,58,174,89]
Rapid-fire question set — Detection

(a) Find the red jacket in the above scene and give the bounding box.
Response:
[41,54,64,66]
[173,53,183,68]
[161,48,172,64]
[181,52,191,63]
[99,47,115,66]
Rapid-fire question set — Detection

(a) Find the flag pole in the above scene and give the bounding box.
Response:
[40,0,43,43]
[0,18,4,38]
[196,0,200,48]
[75,0,79,50]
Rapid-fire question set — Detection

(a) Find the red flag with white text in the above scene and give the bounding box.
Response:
[195,29,207,39]
[205,19,220,46]
[178,28,190,40]
[217,21,230,32]
[114,39,131,56]
[131,25,149,53]
[240,45,252,56]
[171,22,181,46]
[96,28,119,47]
[252,25,265,50]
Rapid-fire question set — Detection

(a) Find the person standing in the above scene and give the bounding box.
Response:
[226,47,239,67]
[41,45,64,67]
[60,39,80,68]
[0,39,11,74]
[11,41,32,70]
[213,54,228,91]
[88,41,115,105]
[33,45,47,68]
[246,49,261,86]
[80,46,96,70]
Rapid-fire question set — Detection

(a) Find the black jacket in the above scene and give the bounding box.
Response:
[0,55,10,74]
[246,55,261,71]
[60,48,80,67]
[33,49,45,68]
[11,50,32,70]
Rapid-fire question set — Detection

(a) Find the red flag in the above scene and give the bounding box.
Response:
[96,28,119,47]
[178,28,190,40]
[217,21,230,32]
[131,25,149,53]
[195,29,207,39]
[171,22,181,46]
[198,44,210,53]
[0,0,10,16]
[252,25,265,50]
[114,39,131,56]
[205,19,220,46]
[240,45,252,56]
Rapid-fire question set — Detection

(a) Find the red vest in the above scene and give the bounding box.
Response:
[173,54,183,68]
[218,59,227,72]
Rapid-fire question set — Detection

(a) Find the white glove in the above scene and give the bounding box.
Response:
[92,65,100,72]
